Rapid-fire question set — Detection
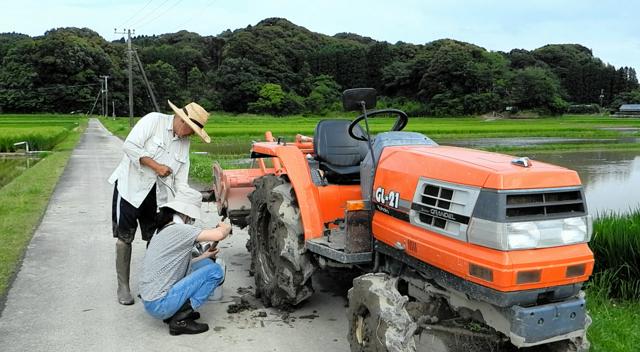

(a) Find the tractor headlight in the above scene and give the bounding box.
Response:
[467,215,592,250]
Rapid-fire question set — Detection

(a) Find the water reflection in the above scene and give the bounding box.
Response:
[530,151,640,215]
[0,156,40,189]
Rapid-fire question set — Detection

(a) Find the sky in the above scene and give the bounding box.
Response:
[0,0,638,70]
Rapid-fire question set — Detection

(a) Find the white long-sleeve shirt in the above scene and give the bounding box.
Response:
[108,112,190,208]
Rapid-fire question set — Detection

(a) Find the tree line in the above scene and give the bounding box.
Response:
[1,17,638,116]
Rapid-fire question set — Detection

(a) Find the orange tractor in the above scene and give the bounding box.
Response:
[213,89,593,351]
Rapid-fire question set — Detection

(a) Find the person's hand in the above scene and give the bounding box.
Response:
[207,247,220,259]
[155,164,172,177]
[217,222,232,238]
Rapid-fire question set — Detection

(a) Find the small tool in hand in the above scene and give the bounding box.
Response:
[221,215,233,236]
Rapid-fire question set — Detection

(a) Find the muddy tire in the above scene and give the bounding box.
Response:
[347,273,418,352]
[248,174,315,308]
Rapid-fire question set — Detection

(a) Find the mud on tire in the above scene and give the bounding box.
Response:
[248,174,315,308]
[347,273,418,352]
[347,273,590,352]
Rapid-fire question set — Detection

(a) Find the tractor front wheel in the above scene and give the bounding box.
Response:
[347,273,418,352]
[248,175,315,308]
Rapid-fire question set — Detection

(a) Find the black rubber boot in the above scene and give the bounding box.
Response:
[163,311,200,324]
[168,302,208,336]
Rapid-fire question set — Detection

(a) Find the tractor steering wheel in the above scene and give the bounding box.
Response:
[348,109,409,141]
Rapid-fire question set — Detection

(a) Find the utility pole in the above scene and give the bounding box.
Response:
[133,50,160,112]
[87,88,101,116]
[101,75,110,117]
[99,78,104,115]
[115,28,135,127]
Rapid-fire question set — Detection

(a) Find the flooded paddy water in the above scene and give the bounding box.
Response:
[531,150,640,216]
[445,138,640,215]
[0,155,40,189]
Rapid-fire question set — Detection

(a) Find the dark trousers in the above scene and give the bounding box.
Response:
[112,182,157,243]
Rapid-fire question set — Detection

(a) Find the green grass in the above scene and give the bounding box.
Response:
[587,289,640,351]
[0,116,86,297]
[99,117,132,139]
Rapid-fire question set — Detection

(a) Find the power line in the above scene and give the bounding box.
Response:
[176,0,217,32]
[129,0,174,28]
[119,0,155,28]
[136,0,187,30]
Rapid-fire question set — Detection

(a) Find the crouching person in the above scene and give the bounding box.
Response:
[139,187,232,335]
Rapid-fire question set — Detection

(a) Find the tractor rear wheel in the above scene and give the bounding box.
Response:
[248,174,315,308]
[347,273,418,352]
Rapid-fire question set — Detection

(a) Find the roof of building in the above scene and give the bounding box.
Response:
[619,104,640,112]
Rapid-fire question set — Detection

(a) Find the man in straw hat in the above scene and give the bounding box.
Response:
[139,187,231,335]
[108,100,211,305]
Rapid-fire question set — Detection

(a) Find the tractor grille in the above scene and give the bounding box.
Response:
[419,184,456,229]
[411,179,480,241]
[506,190,585,219]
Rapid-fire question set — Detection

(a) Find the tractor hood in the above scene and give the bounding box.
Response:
[375,145,581,190]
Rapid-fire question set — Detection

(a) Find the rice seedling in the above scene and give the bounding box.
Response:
[0,126,71,152]
[0,114,82,152]
[588,209,640,300]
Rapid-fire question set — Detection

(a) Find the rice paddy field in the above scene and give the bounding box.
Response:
[0,114,83,187]
[0,114,82,152]
[101,113,640,183]
[103,113,640,141]
[0,114,86,298]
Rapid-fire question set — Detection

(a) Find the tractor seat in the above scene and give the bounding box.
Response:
[314,119,368,184]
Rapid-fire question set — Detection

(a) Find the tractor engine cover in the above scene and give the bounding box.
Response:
[369,143,592,294]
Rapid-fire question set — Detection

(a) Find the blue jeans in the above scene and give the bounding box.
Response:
[143,259,223,320]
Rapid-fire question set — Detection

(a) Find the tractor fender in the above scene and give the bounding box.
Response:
[272,145,324,240]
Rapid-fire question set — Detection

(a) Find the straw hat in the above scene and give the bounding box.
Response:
[161,187,202,220]
[167,100,211,143]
